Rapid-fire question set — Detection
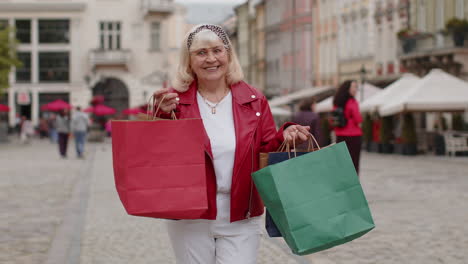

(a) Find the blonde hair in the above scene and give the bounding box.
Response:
[172,24,244,92]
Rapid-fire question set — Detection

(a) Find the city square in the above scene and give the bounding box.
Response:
[1,138,467,264]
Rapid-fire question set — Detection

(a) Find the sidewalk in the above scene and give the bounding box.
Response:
[2,139,468,264]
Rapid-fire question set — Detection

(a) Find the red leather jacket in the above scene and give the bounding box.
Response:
[162,81,292,222]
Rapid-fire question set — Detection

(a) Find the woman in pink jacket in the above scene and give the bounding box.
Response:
[333,80,363,174]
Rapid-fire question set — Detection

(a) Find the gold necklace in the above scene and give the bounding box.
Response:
[199,88,229,114]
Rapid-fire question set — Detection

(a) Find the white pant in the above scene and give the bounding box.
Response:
[166,193,261,264]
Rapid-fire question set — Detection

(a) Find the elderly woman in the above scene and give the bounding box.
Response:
[154,24,310,264]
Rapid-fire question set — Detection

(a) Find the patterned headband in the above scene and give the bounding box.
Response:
[186,24,230,50]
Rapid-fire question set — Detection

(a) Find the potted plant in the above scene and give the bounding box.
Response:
[452,113,464,131]
[401,113,417,155]
[362,114,372,152]
[445,17,468,46]
[379,116,394,153]
[397,28,417,53]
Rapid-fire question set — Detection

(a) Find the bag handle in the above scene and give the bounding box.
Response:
[277,132,321,153]
[278,132,321,159]
[146,94,177,120]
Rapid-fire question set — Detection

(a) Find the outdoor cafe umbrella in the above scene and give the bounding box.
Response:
[84,104,116,116]
[40,99,72,112]
[0,104,10,112]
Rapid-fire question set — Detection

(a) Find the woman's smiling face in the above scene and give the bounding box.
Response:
[189,32,229,83]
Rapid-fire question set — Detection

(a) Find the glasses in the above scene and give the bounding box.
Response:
[190,46,227,59]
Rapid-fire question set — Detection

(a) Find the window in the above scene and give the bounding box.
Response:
[39,19,70,43]
[436,1,444,30]
[417,1,426,32]
[39,52,69,82]
[0,19,8,30]
[16,52,31,83]
[150,22,161,51]
[15,19,31,43]
[456,0,464,19]
[99,21,121,50]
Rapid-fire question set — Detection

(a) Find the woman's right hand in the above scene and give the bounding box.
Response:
[153,88,179,113]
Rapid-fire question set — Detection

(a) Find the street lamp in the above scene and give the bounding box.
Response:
[359,65,367,102]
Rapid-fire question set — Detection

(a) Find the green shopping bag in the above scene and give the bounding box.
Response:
[252,142,375,255]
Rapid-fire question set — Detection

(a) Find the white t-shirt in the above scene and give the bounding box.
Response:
[196,91,236,194]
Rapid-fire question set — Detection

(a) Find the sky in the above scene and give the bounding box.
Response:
[174,0,246,24]
[175,0,245,4]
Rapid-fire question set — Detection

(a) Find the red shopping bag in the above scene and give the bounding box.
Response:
[111,118,209,219]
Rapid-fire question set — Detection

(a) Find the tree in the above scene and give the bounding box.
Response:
[0,26,21,97]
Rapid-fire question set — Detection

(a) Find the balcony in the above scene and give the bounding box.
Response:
[89,49,132,70]
[141,0,174,17]
[398,33,468,76]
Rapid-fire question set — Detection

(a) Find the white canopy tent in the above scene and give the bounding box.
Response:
[379,69,468,116]
[316,82,381,113]
[360,73,421,113]
[270,106,292,116]
[268,86,334,107]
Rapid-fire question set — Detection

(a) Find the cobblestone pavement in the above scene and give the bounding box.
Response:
[308,152,468,264]
[0,139,87,264]
[2,139,468,264]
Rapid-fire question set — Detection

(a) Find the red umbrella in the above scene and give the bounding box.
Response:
[84,104,116,116]
[41,99,72,111]
[83,106,94,113]
[0,104,10,112]
[122,107,144,115]
[90,95,105,105]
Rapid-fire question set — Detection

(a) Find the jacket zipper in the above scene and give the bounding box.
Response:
[246,127,257,219]
[246,142,254,219]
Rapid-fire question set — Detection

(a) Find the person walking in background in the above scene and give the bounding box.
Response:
[20,116,34,144]
[292,97,320,150]
[38,117,49,139]
[47,113,58,143]
[71,107,89,158]
[105,119,112,137]
[152,24,309,264]
[56,109,70,158]
[332,80,363,175]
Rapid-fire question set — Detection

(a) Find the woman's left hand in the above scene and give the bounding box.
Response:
[283,125,310,145]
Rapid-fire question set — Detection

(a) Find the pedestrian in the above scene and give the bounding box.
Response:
[332,80,363,174]
[292,97,320,150]
[47,113,58,143]
[152,24,310,264]
[15,113,21,136]
[20,116,34,144]
[105,118,112,137]
[38,117,49,139]
[71,106,89,158]
[55,109,70,158]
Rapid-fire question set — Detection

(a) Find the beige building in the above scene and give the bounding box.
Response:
[313,0,340,87]
[234,2,250,84]
[251,0,266,92]
[337,0,377,84]
[0,0,186,127]
[373,0,410,86]
[399,0,468,79]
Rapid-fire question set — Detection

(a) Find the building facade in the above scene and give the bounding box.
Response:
[399,0,468,79]
[263,0,314,98]
[373,0,410,86]
[337,0,376,83]
[0,0,186,127]
[253,0,266,92]
[313,0,339,87]
[234,2,250,84]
